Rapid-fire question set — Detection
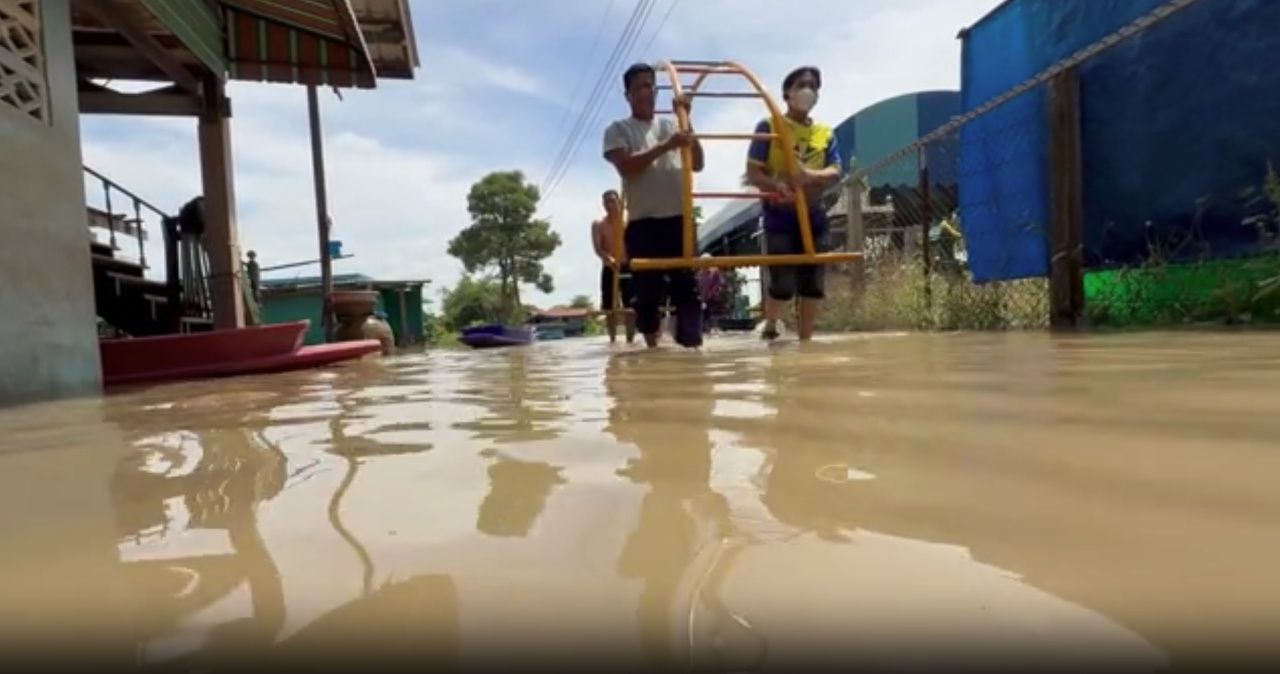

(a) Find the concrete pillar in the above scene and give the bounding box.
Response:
[198,77,244,330]
[0,0,102,405]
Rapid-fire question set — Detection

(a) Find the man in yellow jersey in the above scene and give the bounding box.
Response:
[592,189,636,344]
[745,66,843,341]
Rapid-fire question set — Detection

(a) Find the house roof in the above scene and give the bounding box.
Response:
[223,0,378,87]
[70,0,418,89]
[260,272,428,291]
[535,306,592,319]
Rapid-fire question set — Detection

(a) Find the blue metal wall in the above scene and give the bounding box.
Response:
[961,0,1280,282]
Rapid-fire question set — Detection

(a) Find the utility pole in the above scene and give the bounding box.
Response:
[307,85,334,341]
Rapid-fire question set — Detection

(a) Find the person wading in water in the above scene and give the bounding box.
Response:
[745,66,843,342]
[592,189,637,344]
[602,63,706,349]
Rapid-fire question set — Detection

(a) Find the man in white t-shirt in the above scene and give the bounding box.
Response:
[602,63,705,349]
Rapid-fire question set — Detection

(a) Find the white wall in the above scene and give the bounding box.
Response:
[0,0,102,405]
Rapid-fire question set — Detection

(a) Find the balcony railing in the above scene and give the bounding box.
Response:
[84,165,214,331]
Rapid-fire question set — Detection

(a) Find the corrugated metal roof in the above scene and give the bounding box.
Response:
[72,1,391,88]
[223,0,377,87]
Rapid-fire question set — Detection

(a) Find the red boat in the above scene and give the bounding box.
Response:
[100,320,382,387]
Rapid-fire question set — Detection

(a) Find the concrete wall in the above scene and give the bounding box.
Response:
[0,0,101,405]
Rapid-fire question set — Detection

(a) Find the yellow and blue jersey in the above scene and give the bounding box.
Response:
[747,116,842,233]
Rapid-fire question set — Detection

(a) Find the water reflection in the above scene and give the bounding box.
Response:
[451,348,570,443]
[102,371,461,668]
[113,429,285,667]
[754,359,867,542]
[0,333,1277,668]
[606,352,765,670]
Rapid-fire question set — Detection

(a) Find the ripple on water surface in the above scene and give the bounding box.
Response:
[2,331,1279,668]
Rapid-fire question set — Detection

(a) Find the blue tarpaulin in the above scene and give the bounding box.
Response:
[959,0,1280,282]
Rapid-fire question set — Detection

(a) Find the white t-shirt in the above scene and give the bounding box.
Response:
[602,116,685,221]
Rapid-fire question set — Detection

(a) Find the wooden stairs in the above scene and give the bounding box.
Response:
[86,164,217,337]
[92,240,211,336]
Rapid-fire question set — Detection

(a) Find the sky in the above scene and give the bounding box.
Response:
[79,0,998,311]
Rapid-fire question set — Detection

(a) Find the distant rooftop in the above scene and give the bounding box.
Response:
[534,306,592,319]
[260,273,428,291]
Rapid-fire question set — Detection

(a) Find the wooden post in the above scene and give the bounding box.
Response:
[398,288,409,346]
[1048,67,1085,329]
[757,216,769,308]
[842,177,866,295]
[919,147,933,311]
[307,85,334,342]
[197,77,244,330]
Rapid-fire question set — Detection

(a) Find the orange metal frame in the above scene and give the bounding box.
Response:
[626,59,862,273]
[603,59,860,316]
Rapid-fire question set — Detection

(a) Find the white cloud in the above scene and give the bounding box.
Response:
[79,0,999,313]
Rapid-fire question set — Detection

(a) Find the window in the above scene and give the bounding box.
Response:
[0,0,49,124]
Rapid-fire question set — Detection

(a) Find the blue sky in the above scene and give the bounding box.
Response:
[80,0,997,310]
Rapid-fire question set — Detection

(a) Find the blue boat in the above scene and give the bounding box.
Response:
[459,324,535,349]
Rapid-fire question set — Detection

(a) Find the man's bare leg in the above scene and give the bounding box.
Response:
[606,312,618,343]
[798,297,819,341]
[762,297,784,340]
[625,312,637,344]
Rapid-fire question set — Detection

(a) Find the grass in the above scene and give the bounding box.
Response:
[817,256,1048,332]
[814,252,1280,333]
[1084,253,1280,327]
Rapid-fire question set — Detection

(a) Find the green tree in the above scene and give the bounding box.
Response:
[448,171,562,322]
[421,296,442,344]
[569,294,593,310]
[440,275,504,330]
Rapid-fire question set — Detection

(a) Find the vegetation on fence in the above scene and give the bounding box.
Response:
[817,257,1047,332]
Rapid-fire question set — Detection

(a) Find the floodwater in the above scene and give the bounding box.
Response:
[1,332,1278,670]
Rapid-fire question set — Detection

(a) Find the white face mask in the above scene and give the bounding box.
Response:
[790,87,818,113]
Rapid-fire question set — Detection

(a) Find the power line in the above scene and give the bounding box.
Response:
[539,0,653,198]
[540,0,653,198]
[545,0,618,175]
[542,0,660,203]
[635,0,680,61]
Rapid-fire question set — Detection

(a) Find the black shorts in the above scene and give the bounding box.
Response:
[600,263,634,311]
[624,216,702,344]
[766,228,832,300]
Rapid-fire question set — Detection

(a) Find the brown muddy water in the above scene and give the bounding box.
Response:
[1,332,1278,671]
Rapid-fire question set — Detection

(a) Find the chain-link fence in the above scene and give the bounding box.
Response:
[823,119,1050,332]
[823,0,1280,332]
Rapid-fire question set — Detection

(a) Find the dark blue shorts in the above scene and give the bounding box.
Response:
[765,227,831,301]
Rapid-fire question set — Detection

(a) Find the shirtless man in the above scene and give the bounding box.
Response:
[592,189,636,344]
